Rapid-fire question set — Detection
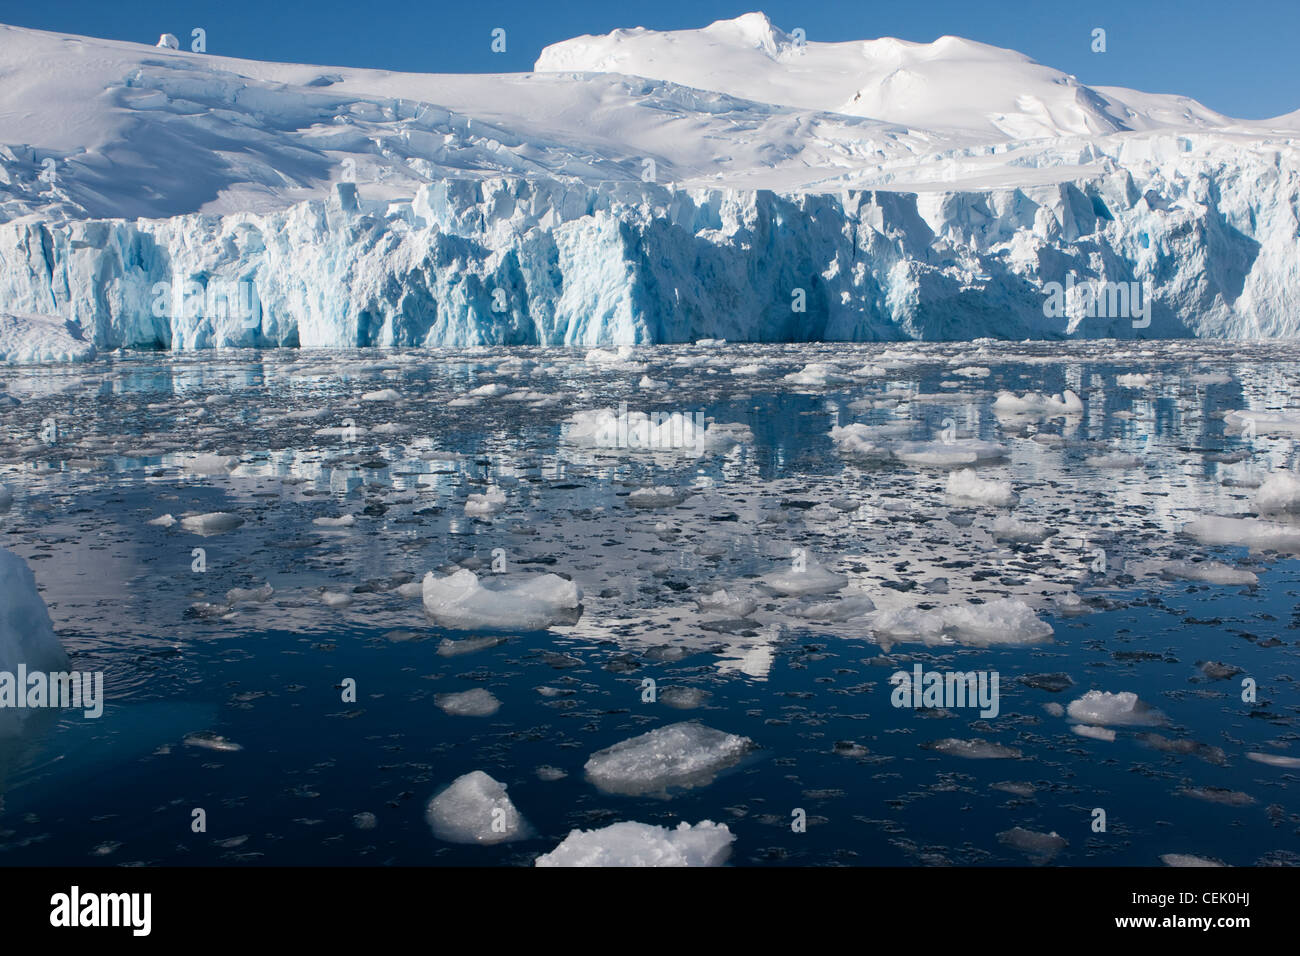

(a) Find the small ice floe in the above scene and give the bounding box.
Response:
[312,515,356,528]
[992,515,1054,543]
[1043,702,1065,717]
[1187,372,1233,385]
[536,765,567,782]
[893,439,1007,468]
[425,771,531,844]
[148,513,176,527]
[564,409,750,455]
[1253,471,1300,514]
[436,635,507,657]
[1197,661,1242,680]
[992,389,1082,418]
[731,364,762,376]
[1177,787,1255,806]
[183,453,240,475]
[584,722,754,796]
[783,363,852,386]
[1224,409,1300,437]
[320,590,353,609]
[627,486,690,509]
[435,688,501,717]
[759,560,847,596]
[786,593,876,622]
[585,345,635,365]
[465,489,507,516]
[946,468,1016,507]
[872,598,1053,648]
[952,366,991,378]
[659,686,710,710]
[353,812,378,830]
[922,738,1022,759]
[182,732,243,752]
[422,569,581,630]
[535,820,735,867]
[361,388,401,402]
[1071,724,1116,742]
[180,512,244,536]
[468,382,509,397]
[1066,690,1165,726]
[1161,853,1226,867]
[695,588,757,618]
[1183,516,1300,552]
[639,375,666,390]
[1158,560,1256,586]
[1115,373,1152,387]
[1245,752,1300,768]
[226,583,273,604]
[997,827,1067,864]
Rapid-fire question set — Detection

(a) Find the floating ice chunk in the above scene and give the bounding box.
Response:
[313,515,356,528]
[1115,373,1152,387]
[992,515,1053,543]
[182,732,242,752]
[1253,471,1300,514]
[696,588,756,618]
[1245,752,1300,768]
[787,593,876,622]
[321,590,353,608]
[1161,853,1226,867]
[584,722,754,796]
[436,688,502,717]
[468,383,510,397]
[184,453,239,475]
[180,512,245,535]
[923,738,1022,759]
[893,439,1007,468]
[361,388,401,402]
[436,635,507,657]
[535,820,734,867]
[659,686,710,710]
[992,389,1082,417]
[425,771,530,845]
[1071,724,1116,741]
[156,33,179,49]
[565,409,749,455]
[731,364,762,376]
[784,363,852,386]
[226,583,273,604]
[1158,560,1257,586]
[946,468,1016,507]
[1224,409,1300,437]
[148,513,176,527]
[1067,690,1165,726]
[1183,516,1300,552]
[997,827,1067,863]
[627,486,689,508]
[828,424,891,460]
[872,598,1052,647]
[536,765,567,782]
[759,560,847,596]
[585,346,634,365]
[422,569,581,631]
[0,313,96,364]
[465,489,507,516]
[0,547,70,734]
[639,375,666,390]
[1043,702,1065,717]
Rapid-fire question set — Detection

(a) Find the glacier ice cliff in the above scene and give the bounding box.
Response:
[1,135,1299,349]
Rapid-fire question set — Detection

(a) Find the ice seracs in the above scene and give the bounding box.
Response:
[535,820,735,867]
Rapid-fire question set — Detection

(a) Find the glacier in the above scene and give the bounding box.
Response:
[0,15,1299,353]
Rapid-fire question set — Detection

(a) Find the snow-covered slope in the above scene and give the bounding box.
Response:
[536,12,1233,140]
[0,14,1298,352]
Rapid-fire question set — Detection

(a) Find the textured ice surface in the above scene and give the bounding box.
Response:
[0,314,95,364]
[421,569,581,631]
[584,722,754,796]
[946,468,1016,507]
[425,770,530,844]
[535,820,734,867]
[435,688,502,717]
[872,598,1053,648]
[0,547,71,735]
[1067,691,1166,727]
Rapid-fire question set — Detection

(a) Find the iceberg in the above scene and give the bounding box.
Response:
[535,820,735,867]
[421,569,582,630]
[584,721,754,796]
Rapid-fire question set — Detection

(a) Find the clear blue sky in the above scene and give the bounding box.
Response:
[1,0,1295,118]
